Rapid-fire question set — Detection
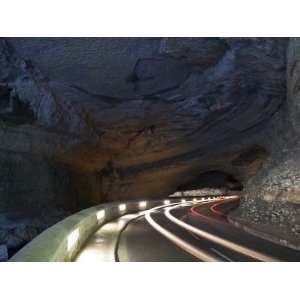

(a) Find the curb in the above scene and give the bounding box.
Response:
[227,215,300,251]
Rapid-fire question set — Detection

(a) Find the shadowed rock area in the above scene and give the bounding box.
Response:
[230,38,300,249]
[0,37,293,254]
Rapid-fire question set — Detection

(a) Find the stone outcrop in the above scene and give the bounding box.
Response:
[230,38,300,249]
[0,37,290,254]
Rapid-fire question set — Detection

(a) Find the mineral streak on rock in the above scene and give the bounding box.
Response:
[0,37,292,253]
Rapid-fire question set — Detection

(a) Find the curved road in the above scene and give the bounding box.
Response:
[75,197,300,262]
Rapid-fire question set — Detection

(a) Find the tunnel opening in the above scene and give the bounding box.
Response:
[170,170,243,198]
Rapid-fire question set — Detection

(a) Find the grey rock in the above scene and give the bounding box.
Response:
[160,37,228,67]
[0,244,8,261]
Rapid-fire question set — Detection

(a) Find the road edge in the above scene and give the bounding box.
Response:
[227,214,300,251]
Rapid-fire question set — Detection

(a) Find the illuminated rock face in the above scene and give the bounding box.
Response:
[0,37,288,252]
[231,38,300,249]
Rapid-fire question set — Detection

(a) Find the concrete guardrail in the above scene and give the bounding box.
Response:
[9,198,182,262]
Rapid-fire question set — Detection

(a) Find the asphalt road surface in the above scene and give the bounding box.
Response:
[75,198,300,262]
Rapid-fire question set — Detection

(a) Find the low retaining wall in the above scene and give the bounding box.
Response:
[9,199,179,262]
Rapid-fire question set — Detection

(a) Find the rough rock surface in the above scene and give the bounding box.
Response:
[0,37,289,252]
[170,188,227,197]
[0,244,8,261]
[231,38,300,248]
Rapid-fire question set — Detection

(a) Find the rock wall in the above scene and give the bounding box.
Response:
[231,38,300,249]
[0,150,101,255]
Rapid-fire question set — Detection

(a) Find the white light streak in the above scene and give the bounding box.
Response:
[164,205,279,262]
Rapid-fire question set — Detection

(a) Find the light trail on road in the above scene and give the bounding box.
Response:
[75,196,300,262]
[164,203,279,262]
[144,207,221,262]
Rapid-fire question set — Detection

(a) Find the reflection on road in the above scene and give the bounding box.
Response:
[75,197,300,262]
